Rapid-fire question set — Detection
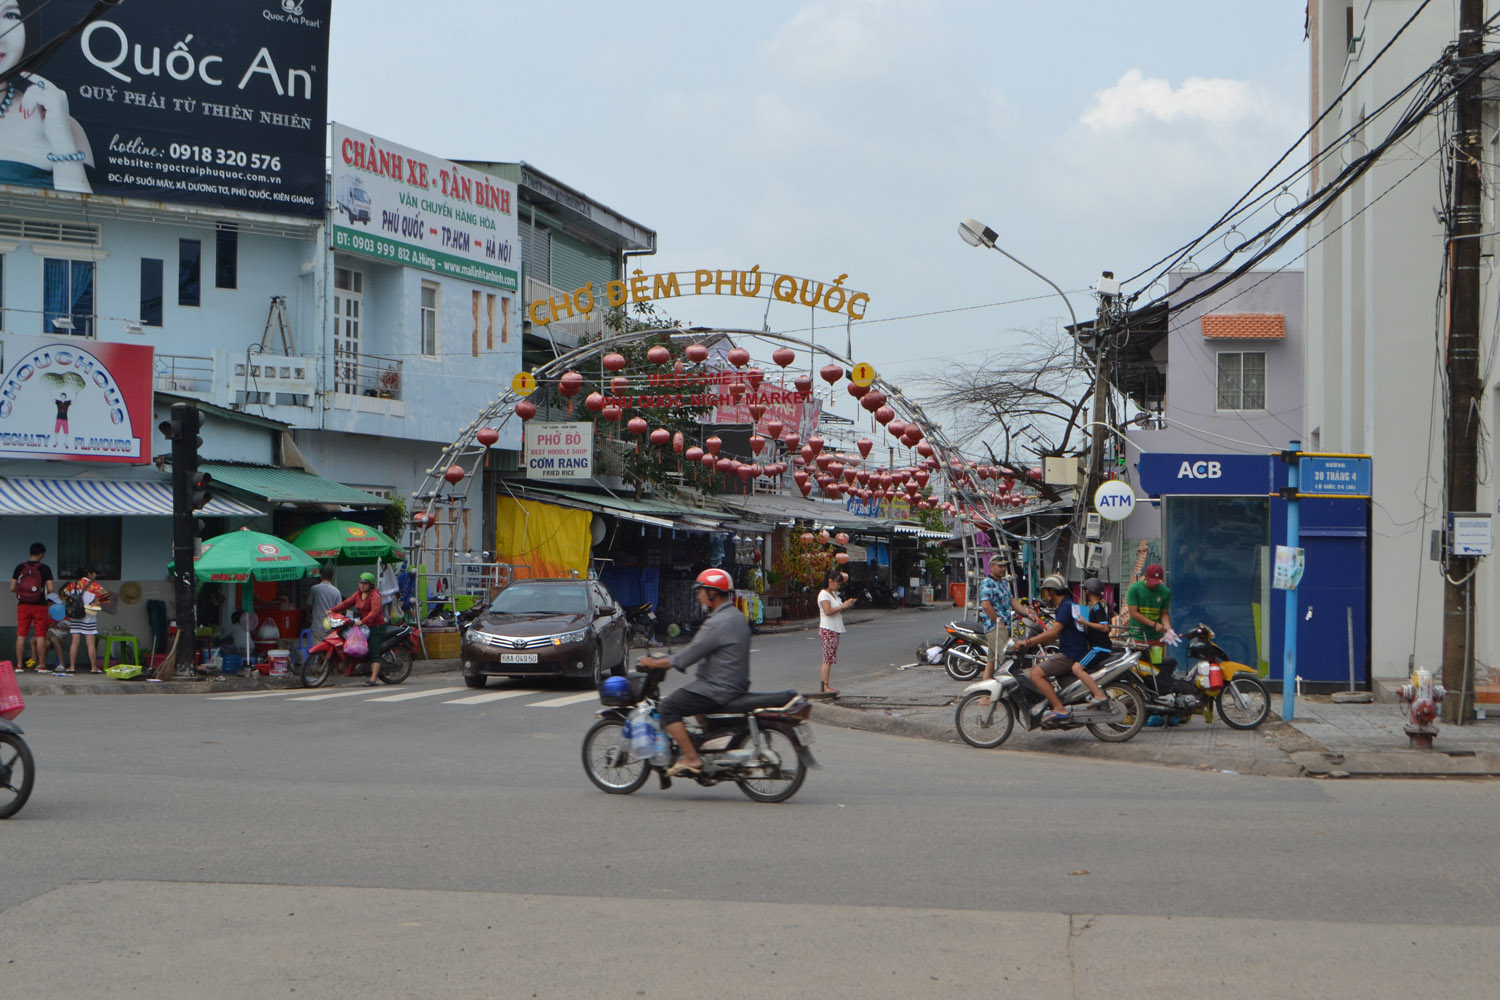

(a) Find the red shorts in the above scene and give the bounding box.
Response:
[16,602,51,638]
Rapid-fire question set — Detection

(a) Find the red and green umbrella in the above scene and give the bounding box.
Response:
[287,520,403,564]
[180,529,322,583]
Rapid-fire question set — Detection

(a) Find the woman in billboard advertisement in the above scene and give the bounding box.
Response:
[0,0,93,193]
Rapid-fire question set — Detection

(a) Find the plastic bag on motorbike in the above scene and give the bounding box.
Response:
[628,704,655,759]
[343,624,370,659]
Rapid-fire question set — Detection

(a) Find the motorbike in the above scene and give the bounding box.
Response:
[299,613,420,688]
[1131,624,1271,729]
[937,620,990,681]
[582,666,820,803]
[0,717,34,819]
[858,579,898,609]
[624,602,657,647]
[954,638,1148,747]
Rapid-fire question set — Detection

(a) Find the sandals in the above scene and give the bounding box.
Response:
[1042,709,1072,723]
[361,680,377,687]
[663,760,702,778]
[820,683,840,698]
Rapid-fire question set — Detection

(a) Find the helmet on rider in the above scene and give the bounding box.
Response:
[359,572,377,585]
[694,567,733,595]
[1082,577,1104,596]
[1040,573,1069,595]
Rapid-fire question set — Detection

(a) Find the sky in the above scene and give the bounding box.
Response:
[328,0,1311,409]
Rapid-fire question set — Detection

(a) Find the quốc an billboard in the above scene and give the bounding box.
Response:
[0,0,330,217]
[332,123,520,291]
[0,334,154,463]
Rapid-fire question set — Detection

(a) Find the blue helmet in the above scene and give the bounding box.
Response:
[601,674,630,699]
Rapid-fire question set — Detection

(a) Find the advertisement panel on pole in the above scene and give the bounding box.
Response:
[0,0,330,216]
[524,422,593,480]
[331,123,519,291]
[0,335,154,463]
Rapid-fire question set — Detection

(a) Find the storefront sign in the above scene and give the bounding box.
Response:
[0,335,153,463]
[1298,456,1371,497]
[846,495,911,520]
[524,422,593,480]
[1093,480,1136,521]
[527,268,870,326]
[332,124,519,290]
[1136,453,1272,497]
[0,1,330,216]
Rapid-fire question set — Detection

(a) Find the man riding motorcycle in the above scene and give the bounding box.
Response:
[636,568,750,778]
[1011,573,1108,722]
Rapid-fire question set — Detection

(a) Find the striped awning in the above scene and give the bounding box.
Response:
[0,477,260,517]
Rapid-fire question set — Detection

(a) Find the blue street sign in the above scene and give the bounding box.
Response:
[1298,457,1371,497]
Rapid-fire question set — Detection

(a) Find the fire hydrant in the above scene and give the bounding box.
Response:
[1397,669,1445,749]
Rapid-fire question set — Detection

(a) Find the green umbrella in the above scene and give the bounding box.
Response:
[287,519,403,563]
[170,529,320,660]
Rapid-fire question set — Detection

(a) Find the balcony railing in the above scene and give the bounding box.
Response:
[154,354,214,395]
[333,350,403,401]
[525,276,604,348]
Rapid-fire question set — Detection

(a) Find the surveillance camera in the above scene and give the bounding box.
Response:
[1096,272,1121,297]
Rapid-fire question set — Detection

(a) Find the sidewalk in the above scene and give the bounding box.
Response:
[9,658,461,696]
[808,659,1500,779]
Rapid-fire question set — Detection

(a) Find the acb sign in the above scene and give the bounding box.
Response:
[1093,480,1137,521]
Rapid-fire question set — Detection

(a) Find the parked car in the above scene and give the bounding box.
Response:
[460,579,628,689]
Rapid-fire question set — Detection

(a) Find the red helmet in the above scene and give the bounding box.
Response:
[694,568,733,594]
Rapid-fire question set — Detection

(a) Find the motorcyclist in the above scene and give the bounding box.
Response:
[636,568,750,778]
[329,571,386,686]
[1011,574,1107,722]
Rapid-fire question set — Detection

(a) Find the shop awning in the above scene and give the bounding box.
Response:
[0,476,260,517]
[201,463,390,507]
[893,524,957,540]
[509,485,726,531]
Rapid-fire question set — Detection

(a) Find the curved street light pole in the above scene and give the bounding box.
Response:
[957,218,1082,367]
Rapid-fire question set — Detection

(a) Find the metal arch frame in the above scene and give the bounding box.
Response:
[405,326,1039,601]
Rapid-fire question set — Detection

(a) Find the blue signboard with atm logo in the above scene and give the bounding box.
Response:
[1136,453,1273,497]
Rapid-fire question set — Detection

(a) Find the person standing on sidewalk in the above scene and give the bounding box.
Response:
[978,556,1032,688]
[817,567,856,697]
[1126,563,1174,647]
[10,542,54,670]
[308,566,341,642]
[63,566,109,673]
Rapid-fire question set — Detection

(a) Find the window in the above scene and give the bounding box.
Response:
[43,258,94,336]
[420,281,440,357]
[333,266,364,394]
[140,258,163,327]
[178,238,201,306]
[1216,351,1266,411]
[57,516,122,581]
[215,224,238,289]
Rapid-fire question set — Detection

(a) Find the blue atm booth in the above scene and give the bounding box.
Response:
[1134,453,1370,690]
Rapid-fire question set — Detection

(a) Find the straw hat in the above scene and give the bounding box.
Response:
[119,581,143,605]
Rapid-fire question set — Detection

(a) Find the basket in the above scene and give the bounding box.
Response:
[0,660,24,720]
[220,654,246,675]
[599,671,648,708]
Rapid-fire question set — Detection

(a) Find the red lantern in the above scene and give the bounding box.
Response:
[772,346,795,368]
[672,431,685,455]
[476,427,499,446]
[746,368,764,391]
[794,470,810,488]
[827,461,844,478]
[558,371,584,397]
[875,406,895,425]
[728,347,751,368]
[514,400,536,421]
[819,363,844,385]
[782,433,800,452]
[801,444,815,464]
[856,437,873,458]
[860,392,883,413]
[793,374,813,397]
[728,381,748,401]
[749,403,767,422]
[601,405,622,422]
[848,382,869,400]
[444,465,465,484]
[584,392,605,414]
[609,375,629,395]
[819,529,831,542]
[627,417,649,437]
[800,531,815,544]
[842,468,857,485]
[917,442,935,458]
[649,428,670,447]
[749,435,766,455]
[686,343,709,363]
[799,482,812,497]
[765,418,785,439]
[807,436,824,458]
[685,446,704,463]
[701,452,718,469]
[914,470,930,487]
[905,425,924,443]
[705,436,723,456]
[887,420,906,438]
[602,353,627,372]
[716,457,736,474]
[737,465,756,483]
[835,552,851,564]
[646,344,671,365]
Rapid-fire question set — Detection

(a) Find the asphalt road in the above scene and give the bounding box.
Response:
[3,608,1499,998]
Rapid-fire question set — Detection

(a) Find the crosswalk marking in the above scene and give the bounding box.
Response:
[442,689,534,705]
[366,686,462,703]
[294,687,391,702]
[525,691,601,708]
[209,690,303,701]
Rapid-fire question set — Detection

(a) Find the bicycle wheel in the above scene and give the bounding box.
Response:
[1087,682,1146,742]
[0,732,36,820]
[955,691,1014,748]
[300,651,331,688]
[1217,676,1271,730]
[735,728,807,803]
[581,718,649,794]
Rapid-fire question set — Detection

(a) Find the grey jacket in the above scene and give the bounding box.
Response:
[668,600,751,701]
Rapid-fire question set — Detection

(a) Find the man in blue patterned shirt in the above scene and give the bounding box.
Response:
[978,557,1031,691]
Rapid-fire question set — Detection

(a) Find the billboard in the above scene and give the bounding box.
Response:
[0,0,330,216]
[332,124,519,290]
[524,422,593,480]
[0,334,154,463]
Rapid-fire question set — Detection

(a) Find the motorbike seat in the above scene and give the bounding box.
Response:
[950,620,986,634]
[714,690,799,714]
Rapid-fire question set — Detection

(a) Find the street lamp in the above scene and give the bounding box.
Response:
[957,218,1081,365]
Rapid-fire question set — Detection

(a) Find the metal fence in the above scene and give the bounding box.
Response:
[154,354,214,395]
[334,350,403,400]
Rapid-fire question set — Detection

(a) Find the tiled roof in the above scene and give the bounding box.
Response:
[1200,313,1286,340]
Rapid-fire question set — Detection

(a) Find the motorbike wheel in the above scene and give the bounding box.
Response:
[581,718,650,794]
[735,729,807,803]
[299,652,331,689]
[944,644,985,682]
[0,732,36,820]
[1087,682,1147,742]
[1217,676,1271,729]
[378,647,413,685]
[955,691,1015,748]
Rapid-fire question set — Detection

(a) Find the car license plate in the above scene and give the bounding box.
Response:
[499,652,538,664]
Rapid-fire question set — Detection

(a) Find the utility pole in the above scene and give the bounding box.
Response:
[1441,0,1484,723]
[1076,272,1121,577]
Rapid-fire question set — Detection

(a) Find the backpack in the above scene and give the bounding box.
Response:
[15,562,45,603]
[63,586,88,621]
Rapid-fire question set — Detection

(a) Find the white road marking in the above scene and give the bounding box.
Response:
[293,688,391,702]
[525,691,600,708]
[208,690,304,701]
[442,689,535,705]
[366,686,463,703]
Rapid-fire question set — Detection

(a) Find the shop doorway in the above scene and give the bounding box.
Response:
[1163,496,1269,670]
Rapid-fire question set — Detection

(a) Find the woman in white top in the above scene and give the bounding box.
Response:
[816,567,856,697]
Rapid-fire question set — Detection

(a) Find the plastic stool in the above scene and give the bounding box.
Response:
[294,628,313,666]
[101,634,140,668]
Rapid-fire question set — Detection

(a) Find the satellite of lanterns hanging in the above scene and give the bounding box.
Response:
[488,341,1038,514]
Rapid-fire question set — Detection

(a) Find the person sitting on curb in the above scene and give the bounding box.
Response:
[1011,574,1107,722]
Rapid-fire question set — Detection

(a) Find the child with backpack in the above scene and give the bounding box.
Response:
[62,566,109,674]
[10,542,55,671]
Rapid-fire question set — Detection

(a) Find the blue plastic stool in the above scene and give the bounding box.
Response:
[294,628,314,667]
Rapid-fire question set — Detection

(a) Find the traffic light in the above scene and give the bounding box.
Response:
[190,471,213,511]
[162,402,207,536]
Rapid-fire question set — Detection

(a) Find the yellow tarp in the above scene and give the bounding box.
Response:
[495,497,591,580]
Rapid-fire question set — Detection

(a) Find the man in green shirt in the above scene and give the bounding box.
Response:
[1126,563,1172,642]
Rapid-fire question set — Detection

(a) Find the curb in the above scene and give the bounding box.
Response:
[14,658,461,697]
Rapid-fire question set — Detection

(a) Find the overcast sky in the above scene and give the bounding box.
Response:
[328,0,1310,397]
